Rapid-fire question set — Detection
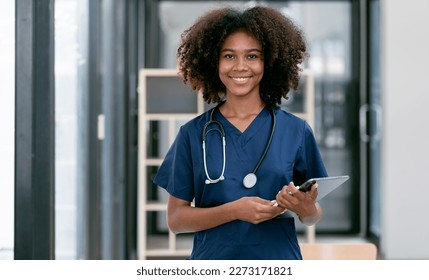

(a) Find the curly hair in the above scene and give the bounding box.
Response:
[177,6,307,107]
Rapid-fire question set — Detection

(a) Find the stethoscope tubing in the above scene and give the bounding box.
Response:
[202,104,276,188]
[251,107,276,175]
[202,109,226,184]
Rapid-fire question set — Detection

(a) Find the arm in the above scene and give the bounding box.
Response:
[275,182,323,226]
[167,195,286,234]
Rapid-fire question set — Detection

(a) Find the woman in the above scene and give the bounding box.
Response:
[153,6,328,260]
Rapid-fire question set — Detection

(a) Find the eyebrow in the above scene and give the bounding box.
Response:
[220,48,262,53]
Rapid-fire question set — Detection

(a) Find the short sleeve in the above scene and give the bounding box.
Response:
[293,121,328,185]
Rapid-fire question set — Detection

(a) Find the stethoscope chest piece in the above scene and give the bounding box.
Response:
[243,173,257,189]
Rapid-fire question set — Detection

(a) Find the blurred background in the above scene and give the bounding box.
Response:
[1,0,428,260]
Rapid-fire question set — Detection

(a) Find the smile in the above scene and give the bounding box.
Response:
[231,77,250,82]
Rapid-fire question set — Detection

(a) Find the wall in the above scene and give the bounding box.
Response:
[380,0,429,259]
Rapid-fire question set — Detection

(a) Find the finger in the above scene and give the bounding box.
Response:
[271,200,288,214]
[275,207,287,215]
[280,182,296,196]
[276,191,295,209]
[286,182,299,196]
[275,189,287,207]
[255,198,283,212]
[257,197,277,206]
[308,183,319,201]
[270,201,287,214]
[260,202,286,216]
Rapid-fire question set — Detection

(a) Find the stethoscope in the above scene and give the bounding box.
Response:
[202,104,276,189]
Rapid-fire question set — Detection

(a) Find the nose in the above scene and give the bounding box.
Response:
[233,57,248,70]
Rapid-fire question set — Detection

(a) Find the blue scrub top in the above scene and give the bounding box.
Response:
[154,106,328,260]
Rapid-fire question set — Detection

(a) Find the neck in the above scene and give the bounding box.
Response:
[218,99,265,133]
[220,99,265,119]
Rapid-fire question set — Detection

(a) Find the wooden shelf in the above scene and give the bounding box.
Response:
[145,202,167,211]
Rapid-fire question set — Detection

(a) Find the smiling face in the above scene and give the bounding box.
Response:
[218,31,264,100]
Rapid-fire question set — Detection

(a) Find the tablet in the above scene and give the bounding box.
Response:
[298,175,350,201]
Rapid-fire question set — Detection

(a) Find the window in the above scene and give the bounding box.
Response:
[55,0,89,259]
[0,0,15,260]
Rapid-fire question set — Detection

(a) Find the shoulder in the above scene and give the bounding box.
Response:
[274,107,307,128]
[273,107,315,138]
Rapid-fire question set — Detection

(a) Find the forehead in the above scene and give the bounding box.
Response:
[221,31,262,51]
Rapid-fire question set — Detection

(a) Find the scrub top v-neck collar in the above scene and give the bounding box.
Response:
[211,107,274,180]
[213,106,271,142]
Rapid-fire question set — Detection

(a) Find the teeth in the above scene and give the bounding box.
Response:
[232,77,249,81]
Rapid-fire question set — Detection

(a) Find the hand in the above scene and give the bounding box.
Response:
[233,196,286,224]
[275,182,319,220]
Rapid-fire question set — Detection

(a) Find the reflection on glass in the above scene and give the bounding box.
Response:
[55,0,89,259]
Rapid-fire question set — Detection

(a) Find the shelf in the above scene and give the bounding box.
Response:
[138,69,206,259]
[145,202,167,211]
